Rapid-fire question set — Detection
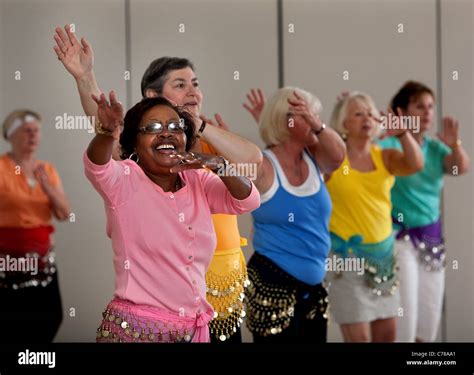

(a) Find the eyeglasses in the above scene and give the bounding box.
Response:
[139,120,187,134]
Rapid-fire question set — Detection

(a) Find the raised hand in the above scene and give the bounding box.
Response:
[200,113,230,131]
[336,91,350,102]
[91,91,123,137]
[169,151,225,173]
[34,163,52,191]
[53,24,93,80]
[377,107,407,138]
[287,90,323,132]
[243,88,266,123]
[438,116,460,148]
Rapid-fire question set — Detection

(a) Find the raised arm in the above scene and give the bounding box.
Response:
[53,25,101,120]
[87,91,123,165]
[288,91,346,173]
[243,88,266,124]
[439,117,470,175]
[381,109,424,176]
[170,152,253,200]
[197,120,263,167]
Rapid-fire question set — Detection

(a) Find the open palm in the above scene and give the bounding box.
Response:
[438,117,459,147]
[91,91,124,135]
[54,25,93,80]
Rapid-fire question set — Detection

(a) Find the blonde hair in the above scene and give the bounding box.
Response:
[259,87,322,146]
[2,109,42,140]
[329,91,382,139]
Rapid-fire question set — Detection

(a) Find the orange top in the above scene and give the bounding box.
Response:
[200,141,245,251]
[0,154,61,228]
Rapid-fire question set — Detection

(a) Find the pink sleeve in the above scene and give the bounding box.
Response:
[83,152,127,206]
[199,170,260,215]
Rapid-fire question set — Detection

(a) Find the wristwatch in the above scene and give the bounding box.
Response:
[314,123,326,135]
[196,120,207,138]
[450,139,462,149]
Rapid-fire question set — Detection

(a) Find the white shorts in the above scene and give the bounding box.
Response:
[395,238,445,342]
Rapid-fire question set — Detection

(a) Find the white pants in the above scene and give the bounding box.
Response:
[395,238,445,342]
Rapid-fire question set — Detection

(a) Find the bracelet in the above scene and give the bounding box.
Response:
[95,121,115,137]
[196,120,207,138]
[450,139,462,149]
[314,123,326,135]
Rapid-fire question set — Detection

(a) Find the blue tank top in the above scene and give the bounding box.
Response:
[251,149,332,285]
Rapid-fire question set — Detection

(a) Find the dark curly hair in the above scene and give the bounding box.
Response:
[391,81,435,113]
[120,97,196,160]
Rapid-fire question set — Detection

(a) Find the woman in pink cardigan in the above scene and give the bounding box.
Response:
[84,92,260,343]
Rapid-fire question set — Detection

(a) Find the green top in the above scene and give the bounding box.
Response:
[378,135,451,228]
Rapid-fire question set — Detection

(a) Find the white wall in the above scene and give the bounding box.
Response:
[0,0,472,342]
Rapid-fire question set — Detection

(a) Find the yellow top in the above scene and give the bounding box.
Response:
[326,145,394,244]
[200,141,248,336]
[199,141,246,252]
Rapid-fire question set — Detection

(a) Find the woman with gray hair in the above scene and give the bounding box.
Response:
[325,92,423,342]
[0,109,70,342]
[243,87,345,342]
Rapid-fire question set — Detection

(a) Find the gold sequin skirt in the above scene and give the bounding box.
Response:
[245,252,329,337]
[206,247,249,342]
[96,299,196,343]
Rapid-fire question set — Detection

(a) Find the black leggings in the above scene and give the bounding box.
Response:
[247,253,328,343]
[0,272,63,343]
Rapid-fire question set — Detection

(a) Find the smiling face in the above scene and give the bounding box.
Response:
[10,120,41,155]
[135,105,187,175]
[343,98,378,140]
[404,93,434,132]
[147,67,203,117]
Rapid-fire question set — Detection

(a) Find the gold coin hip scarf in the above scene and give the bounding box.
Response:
[206,248,249,341]
[96,299,196,343]
[245,252,329,337]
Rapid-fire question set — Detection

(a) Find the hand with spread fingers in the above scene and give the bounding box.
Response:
[199,114,230,131]
[53,24,93,80]
[377,107,408,139]
[91,91,124,138]
[169,151,226,173]
[243,88,266,124]
[438,116,460,148]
